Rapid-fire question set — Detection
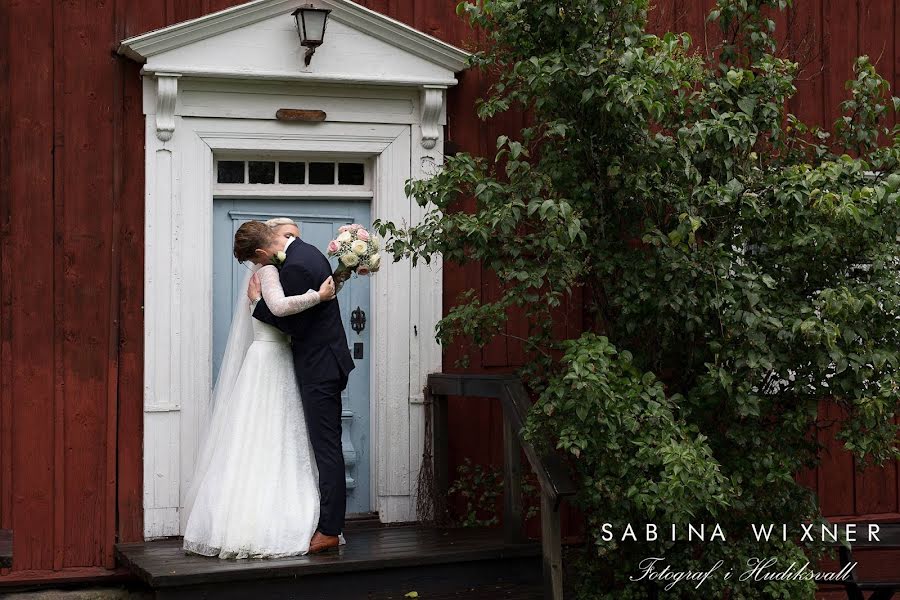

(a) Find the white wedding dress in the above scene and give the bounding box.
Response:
[182,264,325,559]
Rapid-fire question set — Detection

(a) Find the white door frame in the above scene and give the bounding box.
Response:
[142,105,443,538]
[120,0,467,539]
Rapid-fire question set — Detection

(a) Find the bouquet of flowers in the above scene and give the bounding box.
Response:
[326,224,382,279]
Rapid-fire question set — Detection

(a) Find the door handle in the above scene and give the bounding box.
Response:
[350,306,366,334]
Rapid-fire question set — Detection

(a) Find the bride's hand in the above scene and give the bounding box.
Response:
[247,273,261,302]
[318,276,336,302]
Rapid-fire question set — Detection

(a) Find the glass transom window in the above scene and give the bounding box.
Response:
[214,158,370,189]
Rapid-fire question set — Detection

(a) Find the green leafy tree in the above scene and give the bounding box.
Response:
[377,0,900,597]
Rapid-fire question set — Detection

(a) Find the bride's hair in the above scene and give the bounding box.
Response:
[233,220,275,262]
[265,217,295,228]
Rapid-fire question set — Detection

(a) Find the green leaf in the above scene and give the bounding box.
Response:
[737,96,756,116]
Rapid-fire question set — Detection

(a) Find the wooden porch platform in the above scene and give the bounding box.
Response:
[115,526,544,600]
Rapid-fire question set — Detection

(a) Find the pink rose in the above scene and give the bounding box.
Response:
[356,229,370,241]
[338,225,351,233]
[356,266,370,276]
[350,223,363,231]
[327,240,340,254]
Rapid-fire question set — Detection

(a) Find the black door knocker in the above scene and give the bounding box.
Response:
[350,306,366,334]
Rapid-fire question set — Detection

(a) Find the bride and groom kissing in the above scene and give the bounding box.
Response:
[182,217,356,559]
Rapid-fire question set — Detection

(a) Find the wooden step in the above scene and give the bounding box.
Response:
[115,526,543,600]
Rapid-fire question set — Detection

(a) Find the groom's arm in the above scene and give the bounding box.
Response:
[251,262,317,336]
[279,262,317,296]
[252,296,280,328]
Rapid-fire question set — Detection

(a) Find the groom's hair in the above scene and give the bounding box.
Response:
[233,220,275,262]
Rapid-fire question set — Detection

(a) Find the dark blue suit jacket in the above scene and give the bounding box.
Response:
[253,238,355,384]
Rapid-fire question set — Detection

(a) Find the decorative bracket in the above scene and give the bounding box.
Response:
[420,85,445,150]
[154,73,181,142]
[350,306,367,334]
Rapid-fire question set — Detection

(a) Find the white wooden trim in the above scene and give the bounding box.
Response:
[178,80,418,124]
[132,0,454,539]
[212,189,375,199]
[143,65,459,88]
[143,113,442,538]
[118,0,469,72]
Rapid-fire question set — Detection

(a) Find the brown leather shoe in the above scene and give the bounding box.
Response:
[308,531,340,554]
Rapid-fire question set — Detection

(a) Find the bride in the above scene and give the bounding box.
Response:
[182,219,338,559]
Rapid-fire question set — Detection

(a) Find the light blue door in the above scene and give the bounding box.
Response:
[213,198,372,515]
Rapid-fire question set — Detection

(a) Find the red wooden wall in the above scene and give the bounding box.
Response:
[443,0,900,529]
[0,0,897,586]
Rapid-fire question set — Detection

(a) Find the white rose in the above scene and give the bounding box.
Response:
[371,236,382,251]
[368,253,381,271]
[340,252,359,267]
[337,231,352,243]
[351,240,368,256]
[275,251,287,262]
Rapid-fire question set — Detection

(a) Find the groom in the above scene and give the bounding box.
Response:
[234,220,355,554]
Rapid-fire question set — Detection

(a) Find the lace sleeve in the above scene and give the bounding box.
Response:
[257,265,321,317]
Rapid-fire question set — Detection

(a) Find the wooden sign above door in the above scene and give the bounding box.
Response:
[276,109,327,122]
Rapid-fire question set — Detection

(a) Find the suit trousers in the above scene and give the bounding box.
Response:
[300,375,347,536]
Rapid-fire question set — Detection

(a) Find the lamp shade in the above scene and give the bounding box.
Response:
[292,5,331,47]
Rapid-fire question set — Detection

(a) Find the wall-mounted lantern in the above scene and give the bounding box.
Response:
[292,4,332,66]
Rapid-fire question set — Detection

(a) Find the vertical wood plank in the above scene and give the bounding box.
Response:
[52,0,67,570]
[772,2,789,59]
[823,0,859,127]
[0,0,11,571]
[481,271,507,368]
[105,0,126,568]
[502,416,523,543]
[678,0,707,54]
[115,0,166,547]
[789,0,826,126]
[206,0,246,17]
[859,0,893,71]
[506,305,527,367]
[891,2,900,123]
[366,0,389,20]
[540,492,563,600]
[386,0,414,29]
[796,417,819,496]
[818,403,855,516]
[173,0,206,26]
[442,58,496,501]
[56,0,116,567]
[7,0,55,571]
[647,0,676,35]
[431,393,449,521]
[858,0,894,139]
[855,461,898,515]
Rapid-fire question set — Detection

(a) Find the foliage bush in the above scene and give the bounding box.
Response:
[377,0,900,597]
[447,458,540,527]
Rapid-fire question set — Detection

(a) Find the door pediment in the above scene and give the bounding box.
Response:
[118,0,469,85]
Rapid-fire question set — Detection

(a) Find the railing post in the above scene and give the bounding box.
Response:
[541,491,564,600]
[503,417,525,543]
